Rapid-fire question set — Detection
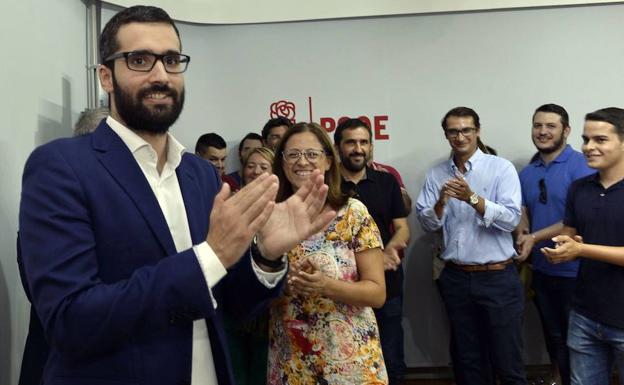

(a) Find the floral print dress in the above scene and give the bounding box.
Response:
[268,198,388,385]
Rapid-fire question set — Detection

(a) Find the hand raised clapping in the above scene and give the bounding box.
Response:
[206,169,337,268]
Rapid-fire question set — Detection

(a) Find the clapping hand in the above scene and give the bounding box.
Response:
[541,235,584,264]
[287,259,326,297]
[514,232,535,262]
[383,241,406,271]
[206,169,336,268]
[444,177,473,202]
[207,173,278,268]
[257,169,336,259]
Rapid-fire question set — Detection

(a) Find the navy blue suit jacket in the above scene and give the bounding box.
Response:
[18,122,281,385]
[17,234,49,385]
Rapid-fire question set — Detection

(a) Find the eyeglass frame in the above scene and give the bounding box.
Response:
[282,148,327,164]
[444,127,478,139]
[103,51,191,74]
[538,178,548,204]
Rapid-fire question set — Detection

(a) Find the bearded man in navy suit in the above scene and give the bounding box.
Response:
[18,6,334,385]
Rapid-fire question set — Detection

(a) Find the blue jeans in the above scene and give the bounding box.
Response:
[439,265,527,385]
[374,295,406,385]
[568,310,624,385]
[532,271,576,385]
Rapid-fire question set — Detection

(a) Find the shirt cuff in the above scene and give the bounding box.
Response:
[478,199,495,228]
[251,253,288,288]
[193,242,227,308]
[420,207,444,231]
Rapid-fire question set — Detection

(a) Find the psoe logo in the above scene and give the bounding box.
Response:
[269,97,390,140]
[269,100,296,123]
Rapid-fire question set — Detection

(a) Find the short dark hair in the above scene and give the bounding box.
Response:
[261,117,292,141]
[100,6,181,64]
[585,107,624,139]
[533,103,569,128]
[441,107,481,130]
[334,118,372,145]
[238,132,263,156]
[273,122,348,210]
[195,133,226,155]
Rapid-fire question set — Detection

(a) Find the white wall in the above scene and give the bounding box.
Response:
[0,1,87,383]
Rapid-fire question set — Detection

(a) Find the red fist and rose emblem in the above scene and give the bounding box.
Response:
[270,100,296,123]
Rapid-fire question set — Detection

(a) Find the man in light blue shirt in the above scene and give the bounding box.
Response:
[416,107,526,385]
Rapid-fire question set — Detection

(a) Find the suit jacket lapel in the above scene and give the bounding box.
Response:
[92,122,177,256]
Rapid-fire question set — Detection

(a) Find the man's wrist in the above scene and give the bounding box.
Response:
[468,192,479,206]
[251,236,285,269]
[525,232,538,243]
[193,242,227,289]
[255,235,270,258]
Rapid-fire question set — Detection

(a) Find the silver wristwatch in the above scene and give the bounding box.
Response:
[469,192,479,206]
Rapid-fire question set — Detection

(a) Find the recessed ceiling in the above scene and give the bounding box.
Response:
[103,0,621,24]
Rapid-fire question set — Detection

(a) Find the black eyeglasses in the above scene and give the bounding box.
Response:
[445,127,477,139]
[104,51,191,73]
[538,178,547,204]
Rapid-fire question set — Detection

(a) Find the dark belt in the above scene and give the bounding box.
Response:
[446,259,513,272]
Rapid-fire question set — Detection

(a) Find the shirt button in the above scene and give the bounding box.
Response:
[600,193,605,197]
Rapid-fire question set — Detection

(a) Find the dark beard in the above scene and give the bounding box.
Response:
[535,135,565,155]
[340,152,368,172]
[112,75,184,134]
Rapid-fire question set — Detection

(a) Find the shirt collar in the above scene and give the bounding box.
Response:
[531,144,574,167]
[586,171,624,190]
[363,167,372,182]
[341,166,376,185]
[448,148,484,174]
[106,116,186,169]
[589,172,602,185]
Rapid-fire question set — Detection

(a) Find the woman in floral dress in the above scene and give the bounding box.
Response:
[268,122,388,385]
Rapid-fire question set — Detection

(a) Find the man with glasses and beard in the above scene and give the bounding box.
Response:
[514,104,593,385]
[334,118,410,385]
[18,6,334,385]
[416,107,526,385]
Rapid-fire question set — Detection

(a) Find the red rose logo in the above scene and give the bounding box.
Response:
[270,100,296,123]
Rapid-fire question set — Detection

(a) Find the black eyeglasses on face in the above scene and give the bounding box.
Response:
[445,127,477,139]
[104,51,191,73]
[538,178,547,204]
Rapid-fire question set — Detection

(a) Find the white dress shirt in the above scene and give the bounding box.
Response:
[107,116,285,384]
